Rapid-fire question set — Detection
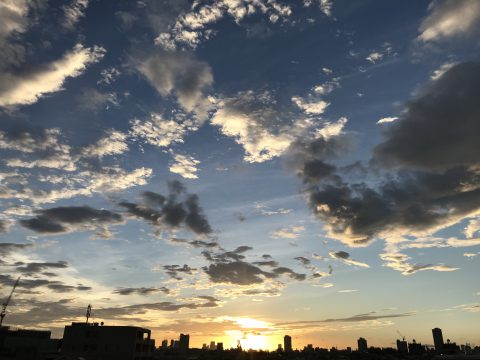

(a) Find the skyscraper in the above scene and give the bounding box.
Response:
[284,335,292,352]
[179,333,189,355]
[357,337,368,353]
[432,328,444,354]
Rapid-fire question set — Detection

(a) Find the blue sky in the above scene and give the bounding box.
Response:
[0,0,479,350]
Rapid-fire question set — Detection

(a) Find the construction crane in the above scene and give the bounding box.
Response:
[397,330,406,341]
[0,277,20,327]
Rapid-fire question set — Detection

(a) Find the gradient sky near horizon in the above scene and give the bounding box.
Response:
[0,0,479,351]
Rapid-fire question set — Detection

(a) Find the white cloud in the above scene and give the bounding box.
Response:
[271,226,305,239]
[431,61,457,80]
[380,251,458,275]
[314,117,347,139]
[418,0,480,42]
[465,218,480,238]
[366,52,383,64]
[463,253,478,258]
[97,67,120,85]
[130,112,194,148]
[81,130,128,158]
[377,116,398,124]
[0,44,105,107]
[155,0,293,50]
[169,153,200,179]
[292,96,329,114]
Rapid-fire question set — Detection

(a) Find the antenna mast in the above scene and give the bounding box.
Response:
[85,304,92,324]
[0,277,20,326]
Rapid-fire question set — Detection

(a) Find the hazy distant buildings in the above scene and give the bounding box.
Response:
[432,327,444,354]
[357,337,368,353]
[210,341,216,350]
[284,335,292,352]
[61,322,154,360]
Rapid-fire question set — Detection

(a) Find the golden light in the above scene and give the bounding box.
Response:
[240,332,269,351]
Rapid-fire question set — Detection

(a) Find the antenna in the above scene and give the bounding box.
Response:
[0,277,20,326]
[85,304,92,324]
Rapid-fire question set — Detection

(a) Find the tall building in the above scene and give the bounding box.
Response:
[179,333,189,354]
[432,328,444,355]
[357,337,368,353]
[161,339,168,350]
[61,322,154,360]
[217,342,224,351]
[284,335,292,352]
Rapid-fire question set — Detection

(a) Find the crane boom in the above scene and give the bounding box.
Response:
[0,277,20,326]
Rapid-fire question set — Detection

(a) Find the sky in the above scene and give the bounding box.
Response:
[0,0,479,351]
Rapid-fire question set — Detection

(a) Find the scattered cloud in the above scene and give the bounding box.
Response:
[0,44,105,107]
[271,226,305,239]
[377,117,398,125]
[169,153,200,179]
[418,0,480,42]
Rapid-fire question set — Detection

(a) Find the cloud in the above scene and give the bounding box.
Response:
[169,153,200,179]
[295,62,480,245]
[120,180,212,235]
[13,261,68,276]
[0,273,91,294]
[211,90,316,163]
[80,130,128,158]
[292,97,329,115]
[377,117,398,125]
[20,206,123,235]
[0,243,32,257]
[0,0,30,69]
[329,251,370,268]
[62,0,89,29]
[0,44,105,107]
[154,0,293,50]
[365,42,395,64]
[163,264,197,280]
[380,252,458,275]
[130,112,194,148]
[431,61,457,80]
[275,311,414,326]
[114,286,170,296]
[137,51,213,119]
[77,88,119,111]
[418,0,480,42]
[204,261,276,285]
[465,218,480,238]
[271,226,305,239]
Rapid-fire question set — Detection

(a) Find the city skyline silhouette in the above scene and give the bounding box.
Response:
[0,0,479,356]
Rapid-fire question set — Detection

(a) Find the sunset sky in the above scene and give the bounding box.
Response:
[0,0,479,351]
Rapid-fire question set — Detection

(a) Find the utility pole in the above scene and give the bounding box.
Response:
[0,277,20,326]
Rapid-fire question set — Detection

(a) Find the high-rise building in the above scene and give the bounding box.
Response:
[357,337,368,353]
[432,328,444,354]
[179,333,189,355]
[217,342,224,351]
[397,339,408,353]
[210,341,216,350]
[161,339,168,350]
[284,335,292,352]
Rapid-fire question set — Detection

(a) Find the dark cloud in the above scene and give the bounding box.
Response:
[252,260,279,267]
[203,261,276,285]
[120,181,212,235]
[0,274,90,293]
[0,219,10,233]
[114,286,170,296]
[14,261,68,276]
[163,264,197,280]
[20,206,122,234]
[330,251,349,260]
[0,242,32,256]
[294,256,311,266]
[272,267,306,281]
[276,311,414,326]
[292,62,480,245]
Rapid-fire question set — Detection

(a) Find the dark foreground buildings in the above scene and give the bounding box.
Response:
[0,326,59,360]
[60,322,154,360]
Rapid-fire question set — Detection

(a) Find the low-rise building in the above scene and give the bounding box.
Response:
[60,322,154,360]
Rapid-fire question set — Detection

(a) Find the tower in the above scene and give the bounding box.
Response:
[357,337,368,353]
[432,328,444,355]
[284,335,292,352]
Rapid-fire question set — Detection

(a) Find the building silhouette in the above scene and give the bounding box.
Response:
[216,342,223,351]
[432,327,444,355]
[0,326,59,359]
[408,339,425,355]
[396,338,408,353]
[178,333,189,355]
[284,335,292,352]
[357,337,368,353]
[61,322,154,360]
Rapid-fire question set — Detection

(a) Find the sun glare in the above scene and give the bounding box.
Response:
[240,333,269,351]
